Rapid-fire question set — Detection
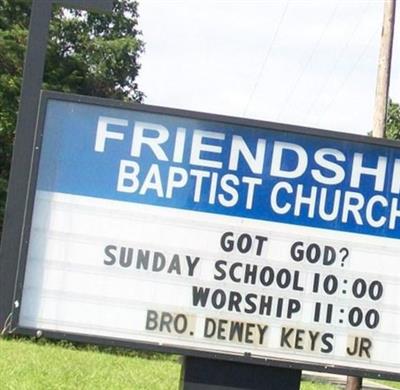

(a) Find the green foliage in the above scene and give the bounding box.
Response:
[45,1,144,100]
[0,0,143,236]
[386,99,400,141]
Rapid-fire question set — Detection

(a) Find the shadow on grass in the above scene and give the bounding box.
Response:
[2,333,180,362]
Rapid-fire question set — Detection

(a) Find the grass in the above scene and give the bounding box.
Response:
[0,337,342,389]
[379,380,400,389]
[0,338,180,390]
[300,381,339,390]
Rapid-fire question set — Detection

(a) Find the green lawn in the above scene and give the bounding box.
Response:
[0,337,341,389]
[300,382,338,390]
[380,380,400,389]
[0,338,180,390]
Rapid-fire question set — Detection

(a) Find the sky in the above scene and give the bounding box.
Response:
[136,0,400,137]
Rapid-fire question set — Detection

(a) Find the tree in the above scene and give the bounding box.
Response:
[386,99,400,141]
[0,0,144,235]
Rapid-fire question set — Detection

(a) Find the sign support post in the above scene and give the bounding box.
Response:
[180,357,301,390]
[0,0,112,331]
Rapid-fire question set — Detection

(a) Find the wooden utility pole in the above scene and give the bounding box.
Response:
[346,1,396,390]
[372,0,396,138]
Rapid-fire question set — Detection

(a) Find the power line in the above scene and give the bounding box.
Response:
[315,27,379,127]
[242,0,289,116]
[277,1,339,120]
[305,3,370,122]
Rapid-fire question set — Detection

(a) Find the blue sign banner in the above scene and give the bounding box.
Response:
[37,98,400,239]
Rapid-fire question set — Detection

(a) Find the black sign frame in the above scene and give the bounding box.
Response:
[2,90,400,381]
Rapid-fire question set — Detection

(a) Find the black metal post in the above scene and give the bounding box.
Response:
[180,357,302,390]
[0,0,112,330]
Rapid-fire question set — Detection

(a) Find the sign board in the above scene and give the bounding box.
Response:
[7,92,400,379]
